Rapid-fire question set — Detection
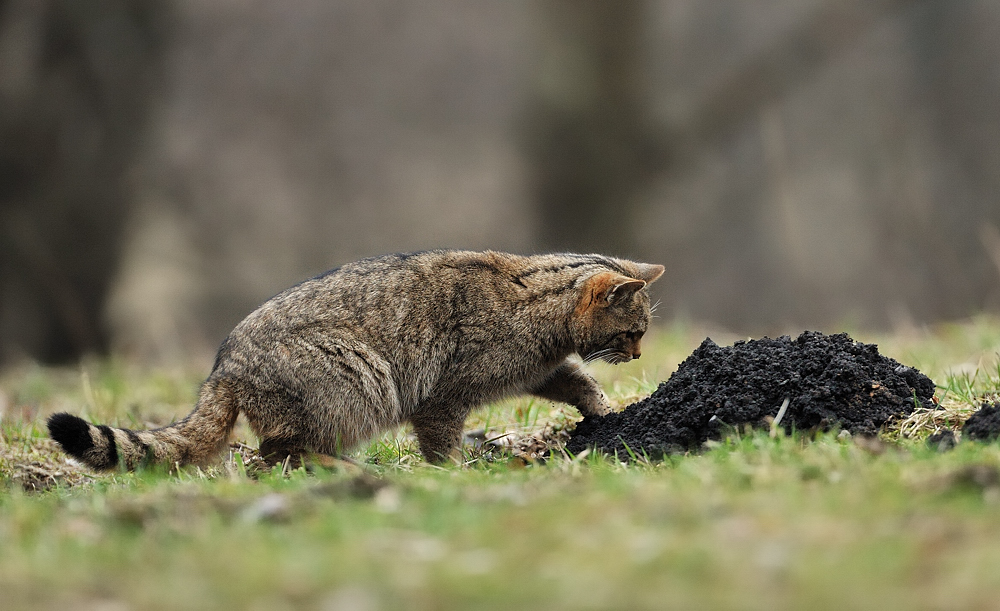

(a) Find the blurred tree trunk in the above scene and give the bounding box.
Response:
[0,0,168,364]
[682,0,922,148]
[913,0,1000,313]
[524,0,661,256]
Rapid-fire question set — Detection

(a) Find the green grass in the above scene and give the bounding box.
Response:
[2,319,1000,610]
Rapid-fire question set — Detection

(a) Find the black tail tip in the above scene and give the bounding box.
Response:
[47,412,95,460]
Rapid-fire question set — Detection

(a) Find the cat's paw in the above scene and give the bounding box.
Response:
[579,393,611,417]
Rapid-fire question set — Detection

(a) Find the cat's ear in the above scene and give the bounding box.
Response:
[608,278,646,303]
[581,272,646,310]
[634,263,665,284]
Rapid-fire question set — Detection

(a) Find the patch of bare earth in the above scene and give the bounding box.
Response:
[464,421,574,465]
[1,431,93,492]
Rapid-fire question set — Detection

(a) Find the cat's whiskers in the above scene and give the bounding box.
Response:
[583,348,616,364]
[603,352,630,365]
[583,347,633,365]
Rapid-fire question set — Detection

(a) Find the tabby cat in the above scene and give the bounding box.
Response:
[48,250,663,469]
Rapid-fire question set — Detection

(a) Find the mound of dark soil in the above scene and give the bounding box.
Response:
[962,403,1000,442]
[568,331,936,458]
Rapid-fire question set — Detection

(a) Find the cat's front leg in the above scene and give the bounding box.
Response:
[410,411,467,463]
[530,361,610,417]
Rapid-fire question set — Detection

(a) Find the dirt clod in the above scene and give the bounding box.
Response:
[568,331,935,458]
[962,403,1000,442]
[927,430,957,452]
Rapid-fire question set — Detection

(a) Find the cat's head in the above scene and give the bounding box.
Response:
[571,262,664,364]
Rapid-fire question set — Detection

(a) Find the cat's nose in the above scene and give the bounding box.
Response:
[632,350,641,360]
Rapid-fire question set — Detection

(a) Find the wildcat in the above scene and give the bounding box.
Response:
[48,250,663,469]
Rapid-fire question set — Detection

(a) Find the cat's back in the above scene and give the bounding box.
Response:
[291,249,525,311]
[236,249,633,329]
[222,251,518,341]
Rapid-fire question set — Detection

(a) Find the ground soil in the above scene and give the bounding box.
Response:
[962,403,1000,442]
[568,331,936,458]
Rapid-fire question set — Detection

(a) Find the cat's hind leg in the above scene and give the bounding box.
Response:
[232,381,312,466]
[531,361,610,416]
[258,435,308,468]
[255,334,403,459]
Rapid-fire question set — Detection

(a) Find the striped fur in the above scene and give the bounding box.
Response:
[48,250,663,468]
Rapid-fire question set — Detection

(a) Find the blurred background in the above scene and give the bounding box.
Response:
[1,0,999,366]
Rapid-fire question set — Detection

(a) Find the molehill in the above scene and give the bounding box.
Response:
[567,331,936,458]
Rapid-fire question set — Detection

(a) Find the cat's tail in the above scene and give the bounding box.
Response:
[47,377,240,471]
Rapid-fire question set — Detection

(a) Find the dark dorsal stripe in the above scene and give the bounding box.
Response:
[513,255,629,287]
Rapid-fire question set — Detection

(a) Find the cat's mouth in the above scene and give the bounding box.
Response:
[582,349,633,365]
